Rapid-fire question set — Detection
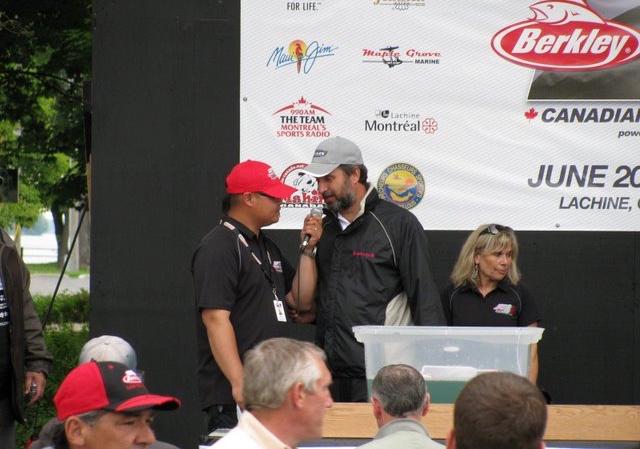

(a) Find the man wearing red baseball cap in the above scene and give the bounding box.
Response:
[191,160,322,432]
[45,361,180,449]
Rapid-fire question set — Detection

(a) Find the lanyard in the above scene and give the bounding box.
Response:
[222,221,278,295]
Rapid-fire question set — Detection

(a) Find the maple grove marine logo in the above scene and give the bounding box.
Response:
[362,46,441,67]
[491,0,640,71]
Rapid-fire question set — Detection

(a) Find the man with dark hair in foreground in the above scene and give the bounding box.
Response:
[447,371,547,449]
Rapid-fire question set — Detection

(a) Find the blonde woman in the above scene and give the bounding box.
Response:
[441,224,540,383]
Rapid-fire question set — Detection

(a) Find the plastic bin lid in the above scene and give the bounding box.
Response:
[353,325,544,344]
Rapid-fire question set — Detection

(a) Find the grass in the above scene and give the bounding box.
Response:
[26,262,89,278]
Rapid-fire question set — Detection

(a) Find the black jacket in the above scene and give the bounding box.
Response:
[315,187,445,378]
[0,229,52,422]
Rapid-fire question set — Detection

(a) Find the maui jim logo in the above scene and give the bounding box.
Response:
[491,0,640,71]
[314,150,328,157]
[267,40,338,75]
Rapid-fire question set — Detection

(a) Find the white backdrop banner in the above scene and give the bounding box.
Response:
[240,0,640,231]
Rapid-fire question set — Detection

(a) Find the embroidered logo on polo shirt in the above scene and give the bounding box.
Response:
[493,303,517,316]
[272,260,283,273]
[352,251,375,258]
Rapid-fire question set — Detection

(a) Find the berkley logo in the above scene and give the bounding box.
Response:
[491,0,640,71]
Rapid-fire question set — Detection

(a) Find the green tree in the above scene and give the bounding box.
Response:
[0,1,91,265]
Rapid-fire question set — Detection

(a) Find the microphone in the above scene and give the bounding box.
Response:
[300,207,323,250]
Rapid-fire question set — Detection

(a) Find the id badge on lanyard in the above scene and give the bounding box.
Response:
[273,288,287,322]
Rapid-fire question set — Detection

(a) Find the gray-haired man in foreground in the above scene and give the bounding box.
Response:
[212,337,333,448]
[359,364,442,449]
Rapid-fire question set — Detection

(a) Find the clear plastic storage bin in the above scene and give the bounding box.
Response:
[353,326,544,403]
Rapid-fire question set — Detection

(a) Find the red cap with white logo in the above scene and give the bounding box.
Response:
[225,160,297,199]
[54,361,180,420]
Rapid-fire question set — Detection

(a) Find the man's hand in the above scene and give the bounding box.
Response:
[231,380,244,410]
[300,214,323,249]
[25,371,46,405]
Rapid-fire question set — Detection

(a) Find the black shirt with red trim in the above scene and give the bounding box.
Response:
[441,279,540,326]
[191,217,294,409]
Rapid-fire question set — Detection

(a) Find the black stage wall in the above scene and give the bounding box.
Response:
[92,1,640,447]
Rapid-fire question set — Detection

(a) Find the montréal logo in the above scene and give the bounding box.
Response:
[491,0,640,71]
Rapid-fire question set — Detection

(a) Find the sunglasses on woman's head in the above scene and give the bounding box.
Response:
[479,224,512,236]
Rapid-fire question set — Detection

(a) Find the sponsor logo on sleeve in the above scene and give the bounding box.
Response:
[272,260,283,273]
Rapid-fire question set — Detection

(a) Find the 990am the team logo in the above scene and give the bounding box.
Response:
[377,163,425,210]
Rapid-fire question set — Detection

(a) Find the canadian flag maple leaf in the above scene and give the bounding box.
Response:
[524,107,538,120]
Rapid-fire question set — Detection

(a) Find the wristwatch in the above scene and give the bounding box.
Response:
[302,247,317,258]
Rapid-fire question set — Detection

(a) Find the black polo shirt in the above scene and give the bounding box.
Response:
[441,280,540,326]
[192,217,295,408]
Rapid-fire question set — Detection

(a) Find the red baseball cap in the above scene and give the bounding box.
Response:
[226,160,296,200]
[54,361,180,420]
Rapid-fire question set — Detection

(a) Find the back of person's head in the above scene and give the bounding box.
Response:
[372,364,427,418]
[243,337,326,410]
[452,372,547,449]
[78,335,138,369]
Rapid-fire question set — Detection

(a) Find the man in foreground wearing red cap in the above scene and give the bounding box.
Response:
[32,336,179,449]
[45,360,180,449]
[191,160,322,432]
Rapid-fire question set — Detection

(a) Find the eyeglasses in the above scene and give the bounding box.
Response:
[479,224,512,236]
